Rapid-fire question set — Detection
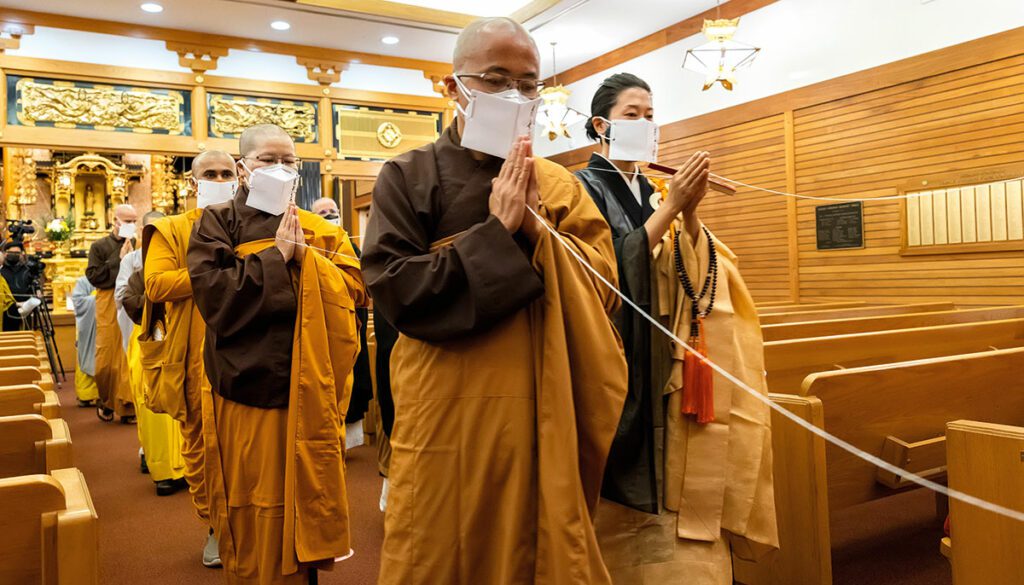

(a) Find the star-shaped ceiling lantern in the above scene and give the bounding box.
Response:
[682,17,760,91]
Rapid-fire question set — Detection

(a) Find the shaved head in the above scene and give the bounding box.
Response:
[142,210,165,227]
[239,124,292,158]
[453,17,537,71]
[311,197,339,217]
[192,150,234,174]
[114,204,137,222]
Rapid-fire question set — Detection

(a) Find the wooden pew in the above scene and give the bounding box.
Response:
[0,365,55,391]
[0,343,42,358]
[738,348,1024,585]
[0,354,42,369]
[762,305,1024,341]
[759,302,954,326]
[0,468,99,585]
[764,317,1024,392]
[0,384,60,418]
[945,420,1024,585]
[0,414,73,478]
[758,301,868,315]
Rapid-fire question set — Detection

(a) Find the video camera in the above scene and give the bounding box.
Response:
[6,219,35,243]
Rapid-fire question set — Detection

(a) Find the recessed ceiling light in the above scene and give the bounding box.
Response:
[140,2,164,13]
[271,20,291,31]
[381,35,400,45]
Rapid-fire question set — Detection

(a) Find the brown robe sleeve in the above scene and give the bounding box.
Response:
[186,209,296,339]
[362,161,544,342]
[122,269,146,326]
[86,237,121,290]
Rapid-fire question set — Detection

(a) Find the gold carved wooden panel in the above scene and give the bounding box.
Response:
[334,105,440,161]
[14,77,188,134]
[207,93,318,143]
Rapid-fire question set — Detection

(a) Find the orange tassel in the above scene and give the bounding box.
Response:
[681,318,715,424]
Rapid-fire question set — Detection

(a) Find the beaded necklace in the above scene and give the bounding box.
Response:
[671,223,719,424]
[672,224,719,337]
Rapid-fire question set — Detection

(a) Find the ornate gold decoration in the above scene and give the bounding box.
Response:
[0,22,34,53]
[166,41,229,74]
[150,155,181,214]
[47,153,145,245]
[17,79,186,134]
[376,121,403,149]
[11,149,38,208]
[297,57,348,86]
[209,95,317,143]
[336,105,439,161]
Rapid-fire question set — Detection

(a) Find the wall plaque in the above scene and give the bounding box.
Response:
[815,201,864,250]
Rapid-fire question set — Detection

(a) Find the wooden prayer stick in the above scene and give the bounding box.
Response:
[647,162,737,195]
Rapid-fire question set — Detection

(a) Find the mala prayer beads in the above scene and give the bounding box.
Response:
[673,225,718,424]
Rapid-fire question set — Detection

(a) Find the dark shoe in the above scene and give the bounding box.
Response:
[120,415,137,425]
[155,477,188,496]
[140,453,149,475]
[96,407,114,422]
[77,398,97,408]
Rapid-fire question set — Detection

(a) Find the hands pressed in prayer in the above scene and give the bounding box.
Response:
[666,151,711,217]
[120,238,134,259]
[275,202,306,263]
[490,136,532,233]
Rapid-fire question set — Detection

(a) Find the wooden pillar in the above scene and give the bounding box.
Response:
[784,110,800,303]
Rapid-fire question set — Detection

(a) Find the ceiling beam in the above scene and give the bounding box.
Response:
[295,0,476,29]
[546,0,779,87]
[0,7,451,76]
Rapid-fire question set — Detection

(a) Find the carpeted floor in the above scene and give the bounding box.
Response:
[55,376,951,585]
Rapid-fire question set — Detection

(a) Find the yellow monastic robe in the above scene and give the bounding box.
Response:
[201,214,365,585]
[378,159,628,585]
[74,369,100,403]
[143,208,210,520]
[596,221,778,585]
[94,288,134,417]
[0,278,13,328]
[126,323,185,482]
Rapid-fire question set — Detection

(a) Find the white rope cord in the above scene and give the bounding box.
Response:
[524,204,1024,524]
[580,165,1024,203]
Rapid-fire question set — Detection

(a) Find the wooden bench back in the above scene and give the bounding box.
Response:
[0,344,41,358]
[0,414,53,478]
[764,317,1024,392]
[946,420,1024,585]
[0,384,47,417]
[0,366,44,387]
[759,302,954,325]
[802,348,1024,511]
[0,473,67,585]
[758,301,868,315]
[0,354,42,369]
[762,305,1024,341]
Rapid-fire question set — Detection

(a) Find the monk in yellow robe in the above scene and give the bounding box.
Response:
[117,209,188,497]
[187,125,366,585]
[578,74,778,584]
[144,149,238,567]
[86,203,138,423]
[362,18,628,585]
[70,276,101,405]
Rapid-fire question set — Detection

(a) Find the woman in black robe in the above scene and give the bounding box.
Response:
[575,73,710,514]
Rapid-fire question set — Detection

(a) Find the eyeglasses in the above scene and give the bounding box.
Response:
[245,155,302,167]
[456,72,545,98]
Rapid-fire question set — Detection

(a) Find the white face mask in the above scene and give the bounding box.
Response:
[195,179,238,209]
[454,75,541,159]
[601,117,660,163]
[117,222,137,239]
[241,161,299,216]
[322,213,341,226]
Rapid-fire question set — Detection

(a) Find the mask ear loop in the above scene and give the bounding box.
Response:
[451,74,475,118]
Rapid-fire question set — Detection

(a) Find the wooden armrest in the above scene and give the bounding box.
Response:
[46,419,74,472]
[877,435,947,489]
[51,468,99,585]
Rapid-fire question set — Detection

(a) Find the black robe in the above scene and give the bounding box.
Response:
[576,153,668,514]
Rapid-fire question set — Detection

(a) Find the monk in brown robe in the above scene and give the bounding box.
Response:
[143,150,238,568]
[86,203,137,423]
[188,125,366,585]
[362,17,628,585]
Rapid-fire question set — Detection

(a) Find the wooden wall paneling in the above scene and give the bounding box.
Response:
[791,51,1024,305]
[658,114,791,300]
[784,110,798,302]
